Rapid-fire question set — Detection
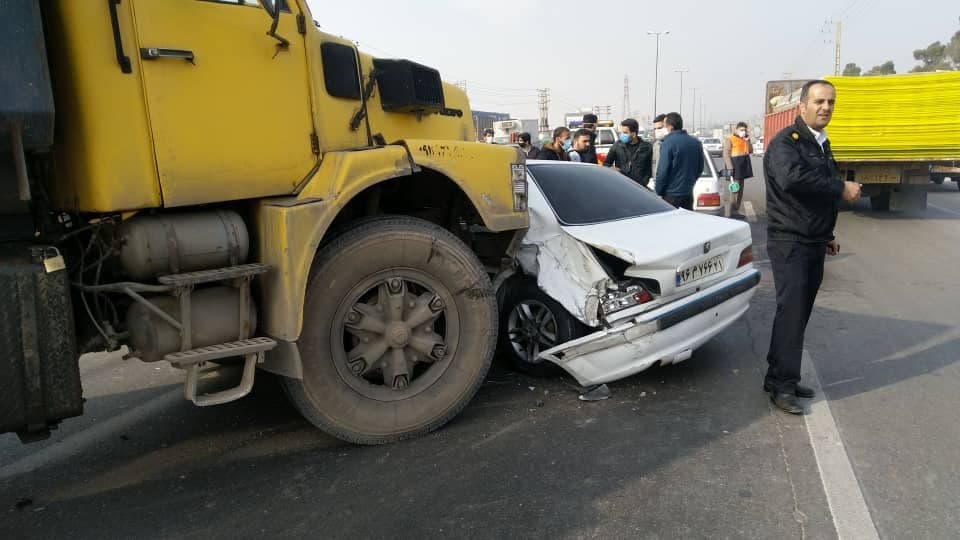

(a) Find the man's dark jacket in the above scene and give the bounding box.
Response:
[655,129,704,197]
[579,130,598,164]
[764,116,845,243]
[603,138,653,185]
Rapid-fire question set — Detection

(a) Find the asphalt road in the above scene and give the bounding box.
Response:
[2,161,958,539]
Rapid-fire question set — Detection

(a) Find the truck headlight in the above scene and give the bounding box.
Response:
[511,163,527,211]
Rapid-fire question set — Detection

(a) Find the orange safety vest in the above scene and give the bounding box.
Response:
[727,134,751,156]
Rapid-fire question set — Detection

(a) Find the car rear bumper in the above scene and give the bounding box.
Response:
[540,269,760,385]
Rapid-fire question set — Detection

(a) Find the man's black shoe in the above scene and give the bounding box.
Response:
[770,392,804,415]
[763,381,816,399]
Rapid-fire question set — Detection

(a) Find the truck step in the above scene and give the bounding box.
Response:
[158,263,270,287]
[164,337,276,365]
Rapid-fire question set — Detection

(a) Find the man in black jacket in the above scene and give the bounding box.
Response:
[579,113,599,164]
[763,80,861,414]
[603,118,653,186]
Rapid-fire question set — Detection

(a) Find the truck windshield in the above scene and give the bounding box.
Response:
[528,163,673,225]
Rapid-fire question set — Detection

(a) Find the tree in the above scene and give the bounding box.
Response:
[842,62,862,76]
[947,26,960,69]
[865,61,897,76]
[911,40,953,72]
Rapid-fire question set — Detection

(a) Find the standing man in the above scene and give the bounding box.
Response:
[518,132,539,159]
[538,126,571,161]
[763,80,862,414]
[567,129,593,162]
[650,114,667,179]
[579,113,599,164]
[722,121,754,215]
[603,118,653,186]
[655,112,704,209]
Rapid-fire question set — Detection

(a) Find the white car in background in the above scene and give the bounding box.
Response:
[701,137,723,156]
[497,161,760,386]
[650,148,731,215]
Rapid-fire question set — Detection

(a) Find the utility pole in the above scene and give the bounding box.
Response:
[834,20,842,76]
[593,105,613,121]
[674,69,689,116]
[537,88,551,135]
[691,88,697,134]
[623,75,631,121]
[647,30,670,118]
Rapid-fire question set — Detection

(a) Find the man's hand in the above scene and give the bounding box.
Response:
[842,181,862,203]
[827,240,840,256]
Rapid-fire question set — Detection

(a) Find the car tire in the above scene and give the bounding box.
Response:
[281,216,497,445]
[498,275,588,377]
[930,173,945,185]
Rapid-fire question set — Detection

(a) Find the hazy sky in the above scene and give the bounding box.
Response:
[307,0,957,130]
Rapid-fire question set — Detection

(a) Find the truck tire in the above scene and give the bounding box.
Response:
[870,192,891,211]
[930,173,946,185]
[282,216,497,444]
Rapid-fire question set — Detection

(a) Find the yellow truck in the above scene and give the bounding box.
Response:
[764,72,960,209]
[0,1,528,444]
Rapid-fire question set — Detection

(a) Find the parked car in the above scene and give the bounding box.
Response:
[753,137,764,155]
[649,147,731,215]
[701,137,722,156]
[498,161,760,385]
[592,127,619,165]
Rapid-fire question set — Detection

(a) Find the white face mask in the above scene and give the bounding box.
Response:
[484,136,494,143]
[738,130,748,138]
[654,127,667,140]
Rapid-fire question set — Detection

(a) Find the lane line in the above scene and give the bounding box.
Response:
[743,200,758,223]
[0,387,183,480]
[928,202,960,218]
[802,350,880,540]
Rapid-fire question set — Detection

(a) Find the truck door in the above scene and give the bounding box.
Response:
[130,0,315,206]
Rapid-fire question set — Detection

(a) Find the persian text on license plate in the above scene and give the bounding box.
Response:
[676,255,724,286]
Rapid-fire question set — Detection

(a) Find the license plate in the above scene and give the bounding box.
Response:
[854,166,900,184]
[676,255,724,286]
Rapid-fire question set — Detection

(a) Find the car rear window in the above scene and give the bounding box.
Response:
[597,129,616,145]
[528,163,674,225]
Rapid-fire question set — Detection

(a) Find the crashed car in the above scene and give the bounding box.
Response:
[498,161,760,386]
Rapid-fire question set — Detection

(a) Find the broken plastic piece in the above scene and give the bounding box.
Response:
[578,384,611,401]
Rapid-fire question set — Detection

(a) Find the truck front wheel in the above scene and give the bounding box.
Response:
[282,217,497,444]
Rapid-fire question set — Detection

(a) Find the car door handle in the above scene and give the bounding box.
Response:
[140,47,195,65]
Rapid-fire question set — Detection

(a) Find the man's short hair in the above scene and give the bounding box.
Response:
[582,113,598,124]
[574,128,592,140]
[736,121,748,129]
[552,126,570,140]
[653,114,666,124]
[800,80,835,102]
[620,118,640,134]
[519,132,532,143]
[483,128,494,136]
[664,112,683,130]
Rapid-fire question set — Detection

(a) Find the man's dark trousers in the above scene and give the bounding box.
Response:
[765,239,826,393]
[663,194,693,210]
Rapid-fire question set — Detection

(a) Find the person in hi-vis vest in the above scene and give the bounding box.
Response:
[722,121,754,214]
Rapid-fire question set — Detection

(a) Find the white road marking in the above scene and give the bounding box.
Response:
[743,200,758,223]
[802,350,880,540]
[928,202,960,218]
[0,387,183,480]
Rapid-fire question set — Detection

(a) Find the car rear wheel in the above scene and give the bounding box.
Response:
[498,276,587,377]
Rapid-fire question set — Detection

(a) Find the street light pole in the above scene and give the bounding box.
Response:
[647,30,670,119]
[674,68,689,118]
[691,87,697,134]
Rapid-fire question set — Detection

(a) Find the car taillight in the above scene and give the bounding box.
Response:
[602,283,654,315]
[597,152,607,164]
[697,193,721,207]
[738,246,754,267]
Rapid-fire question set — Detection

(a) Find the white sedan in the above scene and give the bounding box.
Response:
[650,147,731,215]
[498,161,760,386]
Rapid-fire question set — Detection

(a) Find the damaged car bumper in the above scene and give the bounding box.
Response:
[539,269,761,386]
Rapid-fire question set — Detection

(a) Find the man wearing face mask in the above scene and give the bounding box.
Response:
[651,114,667,179]
[603,118,653,186]
[538,126,571,161]
[518,132,539,159]
[722,121,754,215]
[579,114,599,165]
[482,128,495,144]
[655,112,704,209]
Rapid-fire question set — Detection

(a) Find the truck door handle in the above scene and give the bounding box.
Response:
[140,47,196,65]
[108,0,132,74]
